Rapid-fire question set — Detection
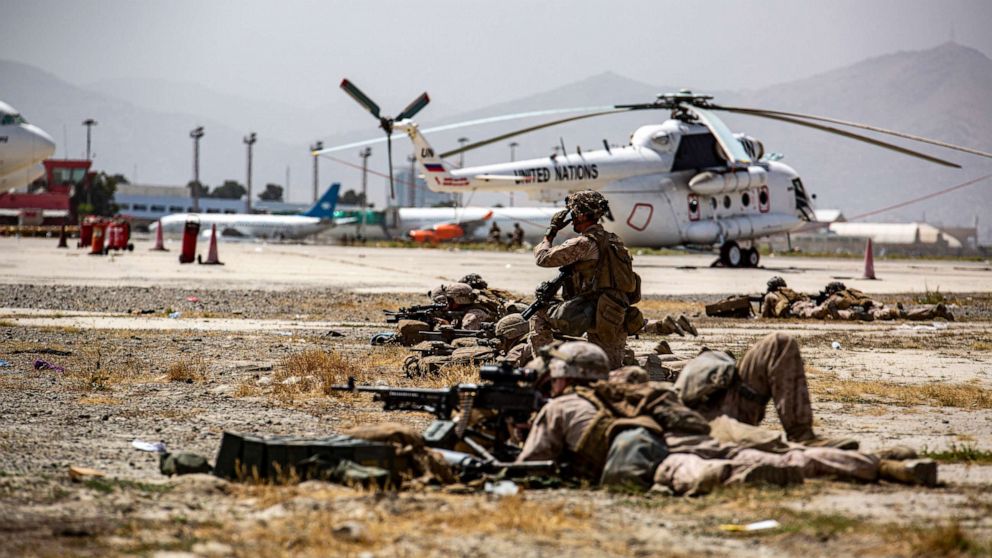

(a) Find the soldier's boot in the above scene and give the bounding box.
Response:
[622,348,638,366]
[727,464,804,488]
[874,445,918,461]
[879,459,938,487]
[676,315,698,336]
[663,315,685,336]
[686,461,732,496]
[653,340,673,355]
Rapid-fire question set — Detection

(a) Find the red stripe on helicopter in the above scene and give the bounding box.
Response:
[442,177,469,187]
[424,163,445,172]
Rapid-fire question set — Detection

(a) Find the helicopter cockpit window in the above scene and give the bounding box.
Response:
[671,133,724,171]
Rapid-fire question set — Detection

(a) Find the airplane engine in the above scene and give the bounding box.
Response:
[688,166,767,195]
[432,223,465,241]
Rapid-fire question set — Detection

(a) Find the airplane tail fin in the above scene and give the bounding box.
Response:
[394,121,469,192]
[302,183,340,218]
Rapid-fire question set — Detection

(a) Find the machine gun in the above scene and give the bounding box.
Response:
[521,266,572,320]
[383,303,460,328]
[330,363,551,471]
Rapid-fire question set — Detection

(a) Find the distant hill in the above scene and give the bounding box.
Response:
[3,42,991,231]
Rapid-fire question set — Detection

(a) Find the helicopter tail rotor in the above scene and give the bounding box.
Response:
[339,79,431,199]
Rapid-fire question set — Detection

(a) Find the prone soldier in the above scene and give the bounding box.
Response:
[430,282,496,330]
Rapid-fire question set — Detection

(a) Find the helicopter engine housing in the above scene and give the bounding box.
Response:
[688,166,768,195]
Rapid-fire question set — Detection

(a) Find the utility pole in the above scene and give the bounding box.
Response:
[310,141,323,203]
[82,119,97,160]
[243,132,257,213]
[189,126,204,212]
[407,154,416,207]
[509,141,519,207]
[359,147,372,239]
[456,137,469,207]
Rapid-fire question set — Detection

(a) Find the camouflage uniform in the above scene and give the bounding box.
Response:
[517,342,611,464]
[510,223,525,248]
[675,332,815,442]
[761,276,811,318]
[493,313,534,367]
[488,222,502,244]
[430,283,495,331]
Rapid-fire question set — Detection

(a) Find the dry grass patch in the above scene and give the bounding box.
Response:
[78,395,122,406]
[809,371,992,409]
[274,349,369,398]
[636,298,700,319]
[207,494,594,556]
[232,379,263,398]
[165,357,206,383]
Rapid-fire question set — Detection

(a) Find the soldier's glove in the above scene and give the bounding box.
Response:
[546,209,570,239]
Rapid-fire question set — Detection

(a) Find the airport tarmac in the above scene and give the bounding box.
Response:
[1,236,989,294]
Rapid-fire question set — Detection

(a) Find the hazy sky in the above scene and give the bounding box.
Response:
[3,0,991,111]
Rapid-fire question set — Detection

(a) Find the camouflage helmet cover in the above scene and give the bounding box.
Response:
[495,313,529,341]
[458,273,488,290]
[565,190,610,220]
[767,276,787,292]
[430,283,475,305]
[824,281,847,295]
[545,341,610,380]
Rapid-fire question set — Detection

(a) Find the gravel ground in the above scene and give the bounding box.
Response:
[1,285,991,557]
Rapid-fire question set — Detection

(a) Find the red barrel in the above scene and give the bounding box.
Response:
[105,220,134,251]
[179,219,200,264]
[89,221,106,255]
[78,216,99,247]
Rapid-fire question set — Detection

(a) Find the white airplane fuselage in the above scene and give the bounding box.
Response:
[155,213,333,240]
[0,101,56,191]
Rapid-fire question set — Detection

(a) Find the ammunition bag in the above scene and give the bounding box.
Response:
[595,291,627,338]
[600,427,669,492]
[397,320,430,346]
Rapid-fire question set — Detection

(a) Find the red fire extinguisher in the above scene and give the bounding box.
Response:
[89,220,107,256]
[179,218,200,264]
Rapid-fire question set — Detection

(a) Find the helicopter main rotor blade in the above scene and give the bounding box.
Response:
[715,105,992,161]
[396,92,430,122]
[716,108,961,168]
[439,108,630,159]
[340,79,382,119]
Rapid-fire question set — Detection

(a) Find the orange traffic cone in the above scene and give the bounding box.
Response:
[57,225,68,248]
[197,224,223,265]
[150,219,168,251]
[862,238,876,280]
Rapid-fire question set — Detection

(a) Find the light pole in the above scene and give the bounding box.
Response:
[189,126,205,212]
[359,147,372,239]
[509,141,519,207]
[82,119,97,161]
[310,141,323,203]
[244,132,257,213]
[457,137,469,206]
[407,154,416,207]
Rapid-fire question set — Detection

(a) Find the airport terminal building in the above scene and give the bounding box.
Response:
[114,184,310,226]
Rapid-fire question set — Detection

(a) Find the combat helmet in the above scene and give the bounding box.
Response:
[430,283,475,305]
[824,281,847,295]
[767,276,787,292]
[458,273,488,290]
[544,341,610,381]
[495,313,529,342]
[565,190,611,221]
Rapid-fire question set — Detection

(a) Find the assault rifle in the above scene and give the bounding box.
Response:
[383,303,461,328]
[521,266,572,320]
[331,362,551,471]
[419,323,496,344]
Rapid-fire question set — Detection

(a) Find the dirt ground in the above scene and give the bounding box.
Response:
[1,281,991,556]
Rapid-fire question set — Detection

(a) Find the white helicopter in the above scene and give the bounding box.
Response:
[323,82,992,267]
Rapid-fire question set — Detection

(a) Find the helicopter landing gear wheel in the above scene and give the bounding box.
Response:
[744,247,760,268]
[719,241,743,268]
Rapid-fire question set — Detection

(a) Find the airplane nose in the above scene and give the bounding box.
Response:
[26,124,56,160]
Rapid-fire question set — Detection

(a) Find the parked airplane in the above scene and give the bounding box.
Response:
[332,206,562,242]
[0,101,56,191]
[153,184,342,240]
